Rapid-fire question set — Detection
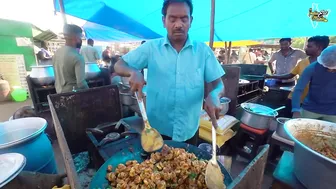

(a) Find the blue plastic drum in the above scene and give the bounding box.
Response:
[0,117,57,174]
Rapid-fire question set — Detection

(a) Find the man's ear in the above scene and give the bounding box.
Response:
[190,16,193,26]
[162,16,166,28]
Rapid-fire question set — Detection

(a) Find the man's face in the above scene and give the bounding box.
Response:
[280,41,291,51]
[162,2,192,42]
[305,42,319,56]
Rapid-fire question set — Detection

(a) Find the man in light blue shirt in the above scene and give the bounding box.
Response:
[114,0,225,145]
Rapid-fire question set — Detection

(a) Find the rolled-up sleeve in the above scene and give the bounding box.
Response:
[122,42,150,70]
[204,46,225,83]
[292,63,314,112]
[74,55,89,90]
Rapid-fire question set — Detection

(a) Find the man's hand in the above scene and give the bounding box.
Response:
[292,112,301,118]
[129,71,146,98]
[204,93,221,128]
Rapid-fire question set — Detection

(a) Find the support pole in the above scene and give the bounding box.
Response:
[59,0,67,24]
[209,0,215,49]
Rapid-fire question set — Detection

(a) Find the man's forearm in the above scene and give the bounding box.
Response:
[207,79,225,98]
[114,59,138,77]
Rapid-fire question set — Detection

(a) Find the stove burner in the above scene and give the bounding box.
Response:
[98,132,121,147]
[106,132,120,140]
[86,119,141,169]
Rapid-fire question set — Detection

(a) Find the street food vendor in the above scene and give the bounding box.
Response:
[53,24,89,93]
[265,36,330,117]
[114,0,225,145]
[268,38,306,85]
[292,45,336,122]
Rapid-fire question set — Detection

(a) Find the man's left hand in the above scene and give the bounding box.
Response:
[204,94,221,128]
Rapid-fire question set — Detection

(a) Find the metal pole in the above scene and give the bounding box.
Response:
[226,41,232,64]
[209,0,215,49]
[59,0,67,24]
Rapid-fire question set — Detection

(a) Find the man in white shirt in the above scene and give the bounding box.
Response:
[244,48,257,64]
[80,38,100,63]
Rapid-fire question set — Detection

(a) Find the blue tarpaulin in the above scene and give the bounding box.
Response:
[83,21,143,42]
[55,0,336,41]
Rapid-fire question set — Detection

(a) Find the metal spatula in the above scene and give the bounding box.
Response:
[134,92,164,152]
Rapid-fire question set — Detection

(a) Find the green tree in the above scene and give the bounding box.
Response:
[292,38,306,49]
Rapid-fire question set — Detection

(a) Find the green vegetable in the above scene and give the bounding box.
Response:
[189,172,197,179]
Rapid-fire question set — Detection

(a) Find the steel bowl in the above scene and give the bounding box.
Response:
[276,117,292,140]
[85,62,101,80]
[30,65,55,86]
[284,118,336,189]
[220,97,231,115]
[240,103,278,129]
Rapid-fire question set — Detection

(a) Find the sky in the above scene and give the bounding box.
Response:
[0,0,85,33]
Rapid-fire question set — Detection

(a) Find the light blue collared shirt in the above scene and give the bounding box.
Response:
[122,37,225,141]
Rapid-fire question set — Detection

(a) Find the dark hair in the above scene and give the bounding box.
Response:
[308,36,330,50]
[63,24,82,35]
[162,0,193,16]
[279,38,292,43]
[87,38,94,44]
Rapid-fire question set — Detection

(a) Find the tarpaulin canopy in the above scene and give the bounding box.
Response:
[54,0,336,41]
[83,21,143,42]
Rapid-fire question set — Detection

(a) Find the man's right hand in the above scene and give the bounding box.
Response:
[129,71,146,98]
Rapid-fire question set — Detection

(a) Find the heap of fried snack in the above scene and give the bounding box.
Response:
[106,145,214,189]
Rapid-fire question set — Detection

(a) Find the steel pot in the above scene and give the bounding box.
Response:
[276,117,292,140]
[119,90,137,106]
[30,65,55,86]
[85,62,101,80]
[284,118,336,189]
[240,103,278,129]
[118,83,136,106]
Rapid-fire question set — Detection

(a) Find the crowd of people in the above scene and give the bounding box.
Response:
[266,36,336,122]
[216,47,270,65]
[214,36,336,122]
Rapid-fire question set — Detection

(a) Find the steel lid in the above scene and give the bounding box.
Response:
[0,117,47,149]
[0,153,26,188]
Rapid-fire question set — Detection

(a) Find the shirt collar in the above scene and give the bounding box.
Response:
[162,36,193,48]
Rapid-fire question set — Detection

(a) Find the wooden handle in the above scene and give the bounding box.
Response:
[212,124,217,158]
